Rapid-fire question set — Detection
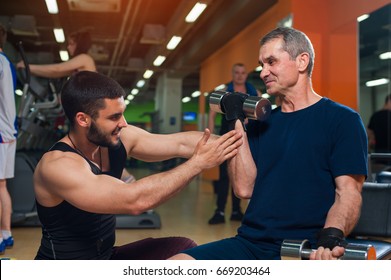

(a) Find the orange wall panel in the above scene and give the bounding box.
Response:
[291,0,389,110]
[200,0,390,113]
[200,0,292,94]
[328,27,358,109]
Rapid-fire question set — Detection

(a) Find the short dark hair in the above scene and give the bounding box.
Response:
[260,27,315,77]
[232,63,246,73]
[61,71,125,127]
[68,30,92,56]
[0,23,7,49]
[232,62,245,69]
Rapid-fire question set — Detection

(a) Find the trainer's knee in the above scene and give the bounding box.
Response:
[168,253,195,260]
[171,237,197,251]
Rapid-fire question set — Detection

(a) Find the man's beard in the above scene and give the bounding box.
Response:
[87,120,121,149]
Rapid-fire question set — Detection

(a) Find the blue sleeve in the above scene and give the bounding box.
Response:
[245,82,258,96]
[245,119,261,167]
[330,110,368,178]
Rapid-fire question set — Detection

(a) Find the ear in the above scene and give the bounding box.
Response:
[296,52,310,73]
[75,112,90,128]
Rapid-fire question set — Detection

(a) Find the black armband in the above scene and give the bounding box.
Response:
[316,227,348,249]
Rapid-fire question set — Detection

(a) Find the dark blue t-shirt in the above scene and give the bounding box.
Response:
[238,98,368,253]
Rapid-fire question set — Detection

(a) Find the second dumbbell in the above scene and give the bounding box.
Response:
[280,239,376,260]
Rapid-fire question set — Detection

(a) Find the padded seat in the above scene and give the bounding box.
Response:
[346,238,391,260]
[348,182,391,259]
[376,171,391,183]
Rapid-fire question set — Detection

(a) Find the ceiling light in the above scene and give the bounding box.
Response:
[153,55,166,66]
[214,84,226,91]
[125,100,130,105]
[283,18,292,27]
[15,89,23,96]
[136,80,145,88]
[167,36,182,50]
[365,78,389,87]
[261,93,270,98]
[182,96,191,103]
[255,65,263,71]
[357,14,369,22]
[45,0,59,14]
[53,28,65,43]
[185,2,207,23]
[143,69,154,79]
[126,95,134,101]
[66,0,121,12]
[379,51,391,60]
[59,50,69,61]
[131,88,139,95]
[191,91,201,98]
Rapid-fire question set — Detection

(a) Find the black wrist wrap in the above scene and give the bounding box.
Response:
[316,227,348,249]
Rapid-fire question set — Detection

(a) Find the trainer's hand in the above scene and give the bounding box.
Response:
[190,129,243,170]
[16,60,25,69]
[309,246,345,260]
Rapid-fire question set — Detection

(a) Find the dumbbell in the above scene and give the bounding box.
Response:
[209,90,272,121]
[281,239,376,260]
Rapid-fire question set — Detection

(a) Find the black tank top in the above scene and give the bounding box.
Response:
[35,141,127,259]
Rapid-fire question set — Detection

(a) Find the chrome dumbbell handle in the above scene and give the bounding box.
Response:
[281,239,312,260]
[281,239,377,260]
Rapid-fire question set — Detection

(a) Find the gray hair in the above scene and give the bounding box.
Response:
[260,27,315,77]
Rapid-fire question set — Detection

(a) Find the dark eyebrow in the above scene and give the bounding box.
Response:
[262,55,276,64]
[107,112,123,119]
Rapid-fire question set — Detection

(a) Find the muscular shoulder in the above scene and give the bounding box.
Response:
[40,148,82,165]
[34,150,91,205]
[35,149,91,184]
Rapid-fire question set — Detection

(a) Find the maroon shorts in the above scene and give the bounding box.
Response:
[110,236,197,260]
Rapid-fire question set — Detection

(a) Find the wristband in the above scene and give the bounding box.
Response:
[316,227,347,250]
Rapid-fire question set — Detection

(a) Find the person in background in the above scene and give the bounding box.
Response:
[17,30,95,77]
[367,94,391,153]
[170,27,367,260]
[0,23,17,254]
[207,63,258,224]
[367,94,391,172]
[17,30,135,182]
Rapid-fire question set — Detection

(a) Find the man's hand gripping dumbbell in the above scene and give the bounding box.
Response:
[281,227,376,260]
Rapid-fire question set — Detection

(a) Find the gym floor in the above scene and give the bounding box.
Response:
[3,167,246,260]
[4,167,390,260]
